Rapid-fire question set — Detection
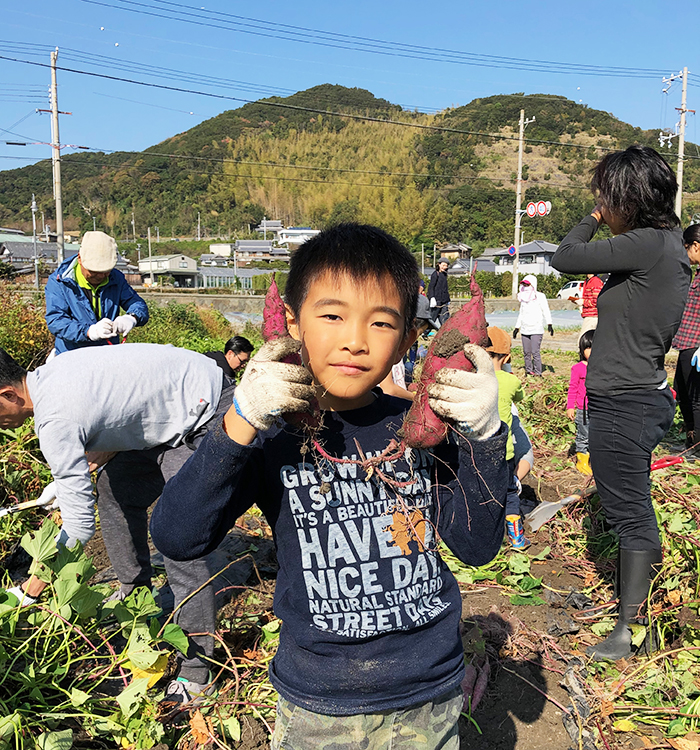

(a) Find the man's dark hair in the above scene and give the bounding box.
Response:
[683,224,700,246]
[224,336,254,355]
[579,329,595,361]
[285,223,419,334]
[591,145,679,231]
[0,348,26,388]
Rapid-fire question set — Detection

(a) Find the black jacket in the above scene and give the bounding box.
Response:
[428,270,449,305]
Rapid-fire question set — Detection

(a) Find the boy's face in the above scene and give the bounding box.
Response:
[287,272,416,411]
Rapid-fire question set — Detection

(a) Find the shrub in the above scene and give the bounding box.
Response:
[0,286,52,367]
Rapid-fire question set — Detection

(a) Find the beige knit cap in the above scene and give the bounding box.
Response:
[79,231,118,272]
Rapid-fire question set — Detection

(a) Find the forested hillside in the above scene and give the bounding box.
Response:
[1,85,698,250]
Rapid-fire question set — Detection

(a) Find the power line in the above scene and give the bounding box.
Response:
[0,51,632,155]
[77,0,673,79]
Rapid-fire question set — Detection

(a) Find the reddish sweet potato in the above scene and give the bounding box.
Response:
[261,274,320,428]
[402,275,488,449]
[262,275,290,343]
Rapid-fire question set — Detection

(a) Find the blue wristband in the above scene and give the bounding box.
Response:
[233,395,255,428]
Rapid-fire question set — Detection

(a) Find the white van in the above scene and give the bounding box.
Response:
[556,280,585,300]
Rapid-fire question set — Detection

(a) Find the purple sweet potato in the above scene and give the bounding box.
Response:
[402,274,488,449]
[261,274,320,428]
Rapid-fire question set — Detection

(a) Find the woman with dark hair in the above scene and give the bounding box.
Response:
[552,145,691,661]
[672,224,700,456]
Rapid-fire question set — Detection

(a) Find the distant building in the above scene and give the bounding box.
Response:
[448,257,498,275]
[277,227,320,247]
[439,243,473,261]
[488,240,561,277]
[234,239,290,263]
[199,254,229,267]
[139,254,198,287]
[198,267,271,289]
[255,219,283,238]
[209,243,234,258]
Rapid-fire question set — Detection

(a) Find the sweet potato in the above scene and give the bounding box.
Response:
[262,274,290,343]
[402,274,488,449]
[261,274,320,428]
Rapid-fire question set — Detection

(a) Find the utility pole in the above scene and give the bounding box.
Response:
[512,109,535,298]
[156,226,160,242]
[50,49,64,262]
[92,216,96,231]
[197,212,201,241]
[31,194,39,290]
[676,67,689,220]
[421,243,424,275]
[131,211,136,241]
[147,226,154,286]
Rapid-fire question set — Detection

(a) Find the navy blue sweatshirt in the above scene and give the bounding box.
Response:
[151,393,508,715]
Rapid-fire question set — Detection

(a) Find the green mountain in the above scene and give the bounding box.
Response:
[1,85,697,251]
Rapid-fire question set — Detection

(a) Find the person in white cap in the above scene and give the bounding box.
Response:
[45,231,148,354]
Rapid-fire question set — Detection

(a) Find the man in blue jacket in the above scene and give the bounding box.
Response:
[45,231,148,354]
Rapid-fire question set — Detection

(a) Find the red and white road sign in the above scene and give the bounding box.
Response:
[526,202,537,218]
[536,200,548,216]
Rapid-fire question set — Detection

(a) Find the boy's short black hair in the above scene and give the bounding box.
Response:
[285,223,420,335]
[579,329,595,361]
[591,145,679,231]
[0,348,26,388]
[224,336,254,355]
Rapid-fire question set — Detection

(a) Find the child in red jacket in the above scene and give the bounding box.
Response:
[566,330,595,474]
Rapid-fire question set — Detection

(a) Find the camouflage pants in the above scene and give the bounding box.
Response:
[271,687,462,750]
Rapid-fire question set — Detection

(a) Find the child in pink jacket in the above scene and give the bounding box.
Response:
[567,329,595,474]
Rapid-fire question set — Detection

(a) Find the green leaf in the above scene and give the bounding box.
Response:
[629,624,647,648]
[508,553,530,575]
[70,688,90,707]
[591,620,615,637]
[509,594,545,606]
[518,575,543,592]
[116,677,150,719]
[262,619,281,642]
[69,586,104,619]
[0,713,21,740]
[21,521,60,565]
[532,546,551,561]
[127,624,161,670]
[221,717,241,742]
[159,623,189,654]
[36,729,73,750]
[667,718,688,736]
[52,578,82,608]
[123,588,162,620]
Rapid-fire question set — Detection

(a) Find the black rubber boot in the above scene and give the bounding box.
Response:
[586,548,662,661]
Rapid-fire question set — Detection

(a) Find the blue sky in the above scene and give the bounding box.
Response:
[1,0,698,173]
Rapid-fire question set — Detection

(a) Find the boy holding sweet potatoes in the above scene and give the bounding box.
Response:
[151,223,508,748]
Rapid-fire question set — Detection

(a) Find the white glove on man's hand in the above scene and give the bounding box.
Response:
[87,318,114,341]
[427,344,501,440]
[234,338,315,431]
[37,481,58,510]
[112,314,137,336]
[692,347,700,372]
[430,297,437,308]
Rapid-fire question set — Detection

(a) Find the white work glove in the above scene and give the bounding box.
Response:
[427,344,501,440]
[112,314,137,336]
[233,338,315,431]
[36,481,59,510]
[692,347,700,372]
[430,297,437,308]
[87,318,114,341]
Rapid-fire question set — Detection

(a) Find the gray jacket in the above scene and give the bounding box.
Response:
[26,343,223,546]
